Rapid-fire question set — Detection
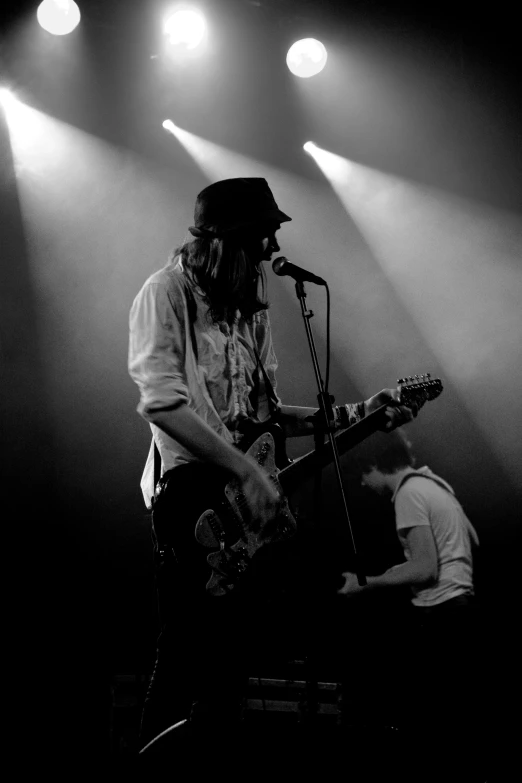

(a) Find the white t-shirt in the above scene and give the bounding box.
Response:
[393,467,478,607]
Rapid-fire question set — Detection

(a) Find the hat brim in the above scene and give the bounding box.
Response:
[232,209,292,230]
[188,210,291,239]
[274,210,292,224]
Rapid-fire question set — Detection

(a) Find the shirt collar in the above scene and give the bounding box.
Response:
[392,465,430,503]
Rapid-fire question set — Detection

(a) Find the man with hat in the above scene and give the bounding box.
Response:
[128,177,415,755]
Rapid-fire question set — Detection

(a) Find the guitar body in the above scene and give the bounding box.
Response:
[195,427,297,597]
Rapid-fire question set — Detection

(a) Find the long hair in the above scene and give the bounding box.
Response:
[170,232,268,324]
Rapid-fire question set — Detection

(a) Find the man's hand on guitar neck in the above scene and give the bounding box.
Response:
[280,392,416,439]
[365,388,418,431]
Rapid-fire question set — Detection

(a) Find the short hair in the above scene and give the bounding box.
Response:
[350,427,415,475]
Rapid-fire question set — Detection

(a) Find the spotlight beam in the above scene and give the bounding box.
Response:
[0,88,17,111]
[306,141,522,487]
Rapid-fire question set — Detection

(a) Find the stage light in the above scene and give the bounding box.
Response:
[37,0,81,36]
[287,39,327,78]
[163,8,207,50]
[302,141,352,184]
[0,88,17,111]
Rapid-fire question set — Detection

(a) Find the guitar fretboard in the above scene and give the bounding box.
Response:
[278,376,442,496]
[279,404,390,497]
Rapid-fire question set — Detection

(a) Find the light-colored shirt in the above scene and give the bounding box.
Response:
[128,260,281,507]
[392,466,477,607]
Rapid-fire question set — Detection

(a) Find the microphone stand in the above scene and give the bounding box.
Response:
[293,278,366,729]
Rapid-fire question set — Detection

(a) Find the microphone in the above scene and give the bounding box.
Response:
[272,257,326,286]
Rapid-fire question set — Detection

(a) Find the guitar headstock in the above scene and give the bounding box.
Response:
[397,373,443,411]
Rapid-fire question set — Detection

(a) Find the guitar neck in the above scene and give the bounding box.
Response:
[279,404,390,497]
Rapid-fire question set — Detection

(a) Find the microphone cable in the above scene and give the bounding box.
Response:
[324,282,331,395]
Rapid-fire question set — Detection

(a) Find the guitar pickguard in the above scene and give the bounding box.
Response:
[194,432,297,596]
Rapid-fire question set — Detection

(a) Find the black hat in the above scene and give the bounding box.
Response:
[188,178,291,238]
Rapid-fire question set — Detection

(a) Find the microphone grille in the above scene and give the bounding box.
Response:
[272,256,288,276]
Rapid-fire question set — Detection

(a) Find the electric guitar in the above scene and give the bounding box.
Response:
[193,374,443,596]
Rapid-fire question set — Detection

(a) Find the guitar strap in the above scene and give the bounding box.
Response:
[253,345,281,422]
[153,440,161,506]
[395,471,456,498]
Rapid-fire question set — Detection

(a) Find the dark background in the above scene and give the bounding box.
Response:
[1,0,520,767]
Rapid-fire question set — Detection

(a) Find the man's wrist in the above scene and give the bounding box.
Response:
[304,402,366,431]
[338,405,350,428]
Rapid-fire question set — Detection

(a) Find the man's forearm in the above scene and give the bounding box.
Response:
[148,404,251,479]
[366,560,437,590]
[278,405,318,437]
[279,400,366,438]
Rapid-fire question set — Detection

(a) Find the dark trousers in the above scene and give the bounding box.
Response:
[337,592,488,782]
[139,464,301,751]
[404,594,488,782]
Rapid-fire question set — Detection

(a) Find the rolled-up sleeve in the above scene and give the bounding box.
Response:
[128,276,190,420]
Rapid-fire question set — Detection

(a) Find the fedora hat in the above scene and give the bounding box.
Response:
[188,178,291,238]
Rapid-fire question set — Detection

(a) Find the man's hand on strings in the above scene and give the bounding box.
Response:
[365,388,418,431]
[238,457,281,532]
